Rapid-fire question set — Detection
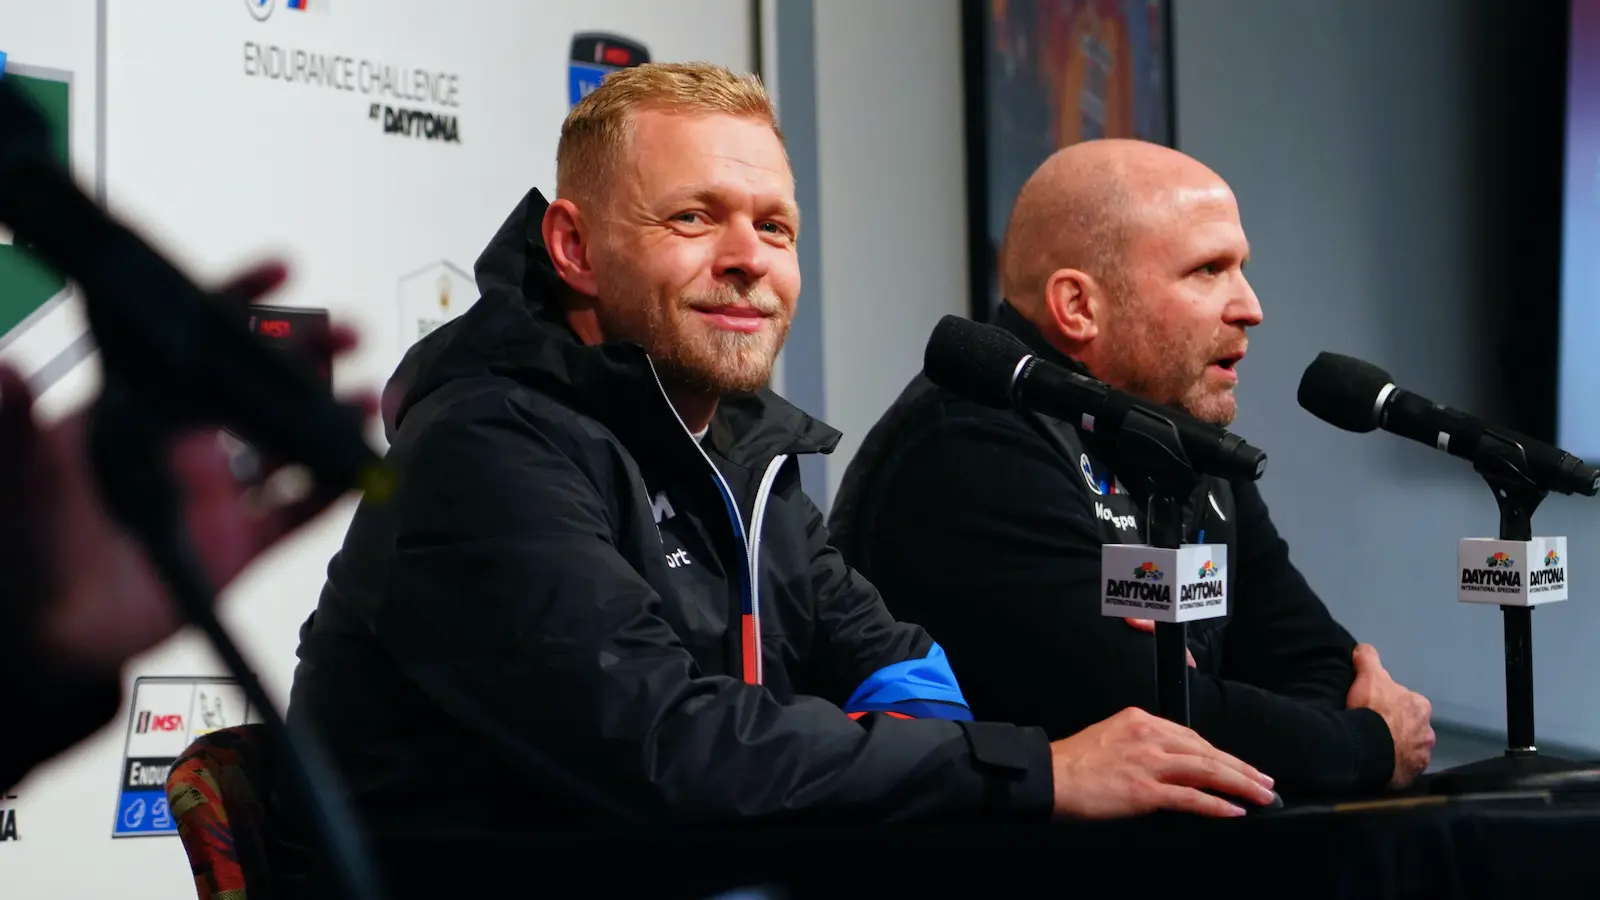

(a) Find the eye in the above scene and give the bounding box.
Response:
[1193,261,1224,277]
[674,211,705,224]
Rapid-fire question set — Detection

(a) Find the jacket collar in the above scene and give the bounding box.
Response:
[991,300,1096,378]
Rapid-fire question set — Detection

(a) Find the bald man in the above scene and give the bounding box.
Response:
[829,139,1435,801]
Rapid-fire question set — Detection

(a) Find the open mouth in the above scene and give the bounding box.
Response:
[1210,354,1244,378]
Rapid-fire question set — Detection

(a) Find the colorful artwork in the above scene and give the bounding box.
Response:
[965,0,1172,320]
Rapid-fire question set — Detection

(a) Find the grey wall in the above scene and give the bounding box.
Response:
[1176,0,1594,749]
[770,0,969,510]
[812,0,970,507]
[778,0,1596,748]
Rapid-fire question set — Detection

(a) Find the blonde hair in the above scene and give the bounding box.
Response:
[556,61,782,208]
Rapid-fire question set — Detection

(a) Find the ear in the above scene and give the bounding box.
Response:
[1042,267,1103,343]
[541,198,600,298]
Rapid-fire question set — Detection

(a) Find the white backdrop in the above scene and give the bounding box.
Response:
[0,1,754,895]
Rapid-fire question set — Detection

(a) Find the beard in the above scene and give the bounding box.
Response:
[593,278,791,396]
[1096,305,1239,427]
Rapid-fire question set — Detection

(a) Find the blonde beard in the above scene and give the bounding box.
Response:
[648,317,789,395]
[592,286,790,395]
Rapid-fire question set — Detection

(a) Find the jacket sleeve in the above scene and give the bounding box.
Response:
[794,491,977,722]
[1217,481,1369,709]
[373,396,1054,826]
[847,414,1395,798]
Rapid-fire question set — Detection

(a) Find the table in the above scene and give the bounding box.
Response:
[295,790,1600,899]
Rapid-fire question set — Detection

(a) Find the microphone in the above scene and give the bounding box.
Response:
[1296,351,1600,497]
[924,315,1268,483]
[0,78,387,500]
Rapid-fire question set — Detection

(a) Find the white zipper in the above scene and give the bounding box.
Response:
[645,359,783,684]
[746,454,789,684]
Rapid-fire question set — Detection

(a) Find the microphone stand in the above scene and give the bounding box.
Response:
[86,375,386,900]
[1429,434,1593,794]
[1112,408,1202,726]
[0,76,384,896]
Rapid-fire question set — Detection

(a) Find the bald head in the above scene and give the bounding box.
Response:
[999,138,1228,316]
[995,138,1260,426]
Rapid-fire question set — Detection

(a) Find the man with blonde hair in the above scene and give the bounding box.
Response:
[285,63,1276,840]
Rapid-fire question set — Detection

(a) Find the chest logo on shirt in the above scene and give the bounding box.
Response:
[1080,454,1103,495]
[665,548,692,569]
[1080,454,1123,497]
[651,490,677,524]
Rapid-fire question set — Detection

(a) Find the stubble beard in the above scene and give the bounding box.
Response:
[596,281,791,396]
[1099,305,1236,427]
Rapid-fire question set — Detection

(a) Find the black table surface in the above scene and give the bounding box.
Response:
[305,788,1600,899]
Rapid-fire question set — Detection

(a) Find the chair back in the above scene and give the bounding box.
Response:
[166,723,278,900]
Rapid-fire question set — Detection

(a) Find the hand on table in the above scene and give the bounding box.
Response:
[1345,643,1435,789]
[1050,707,1276,819]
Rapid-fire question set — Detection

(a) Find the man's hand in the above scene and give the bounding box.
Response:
[1050,707,1276,818]
[1345,643,1434,789]
[1124,618,1197,668]
[0,261,373,676]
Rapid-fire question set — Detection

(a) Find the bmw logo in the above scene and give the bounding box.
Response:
[1080,453,1103,496]
[245,0,276,21]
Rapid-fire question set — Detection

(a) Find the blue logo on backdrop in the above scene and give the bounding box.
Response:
[116,791,174,836]
[568,32,650,108]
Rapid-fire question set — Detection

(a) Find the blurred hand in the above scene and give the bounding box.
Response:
[0,261,373,676]
[1124,618,1197,668]
[1345,643,1435,789]
[1050,707,1276,819]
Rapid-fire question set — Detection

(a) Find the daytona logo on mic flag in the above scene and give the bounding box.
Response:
[1101,544,1229,623]
[1457,536,1570,607]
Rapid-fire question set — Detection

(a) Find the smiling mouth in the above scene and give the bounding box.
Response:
[694,306,770,333]
[696,305,767,317]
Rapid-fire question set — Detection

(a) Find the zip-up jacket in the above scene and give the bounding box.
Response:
[827,302,1397,800]
[282,189,1055,835]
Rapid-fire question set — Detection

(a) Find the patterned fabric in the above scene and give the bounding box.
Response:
[166,724,276,900]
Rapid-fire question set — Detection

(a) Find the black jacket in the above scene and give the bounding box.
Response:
[283,189,1054,835]
[828,302,1396,799]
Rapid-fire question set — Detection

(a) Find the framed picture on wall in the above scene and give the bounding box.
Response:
[960,0,1176,322]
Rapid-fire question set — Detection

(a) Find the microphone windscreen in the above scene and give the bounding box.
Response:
[1296,351,1394,434]
[924,315,1030,408]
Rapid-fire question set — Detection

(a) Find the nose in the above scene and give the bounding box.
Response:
[1228,273,1264,328]
[714,218,770,287]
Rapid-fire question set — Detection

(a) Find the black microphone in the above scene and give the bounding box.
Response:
[1297,351,1600,497]
[924,315,1268,483]
[0,78,388,500]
